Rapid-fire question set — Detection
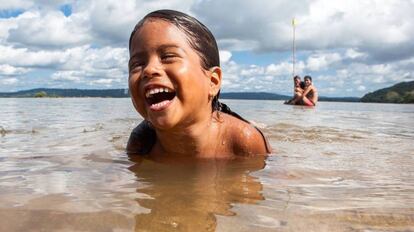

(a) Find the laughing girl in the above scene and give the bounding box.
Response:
[127,10,271,158]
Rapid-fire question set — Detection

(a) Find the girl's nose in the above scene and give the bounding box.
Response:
[142,58,162,79]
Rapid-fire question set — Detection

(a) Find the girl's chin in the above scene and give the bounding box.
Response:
[147,117,177,131]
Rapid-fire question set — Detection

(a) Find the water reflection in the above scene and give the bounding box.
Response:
[128,155,266,231]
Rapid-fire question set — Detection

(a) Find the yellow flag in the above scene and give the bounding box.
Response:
[292,18,297,26]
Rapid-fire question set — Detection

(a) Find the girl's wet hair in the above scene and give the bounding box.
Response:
[129,9,247,122]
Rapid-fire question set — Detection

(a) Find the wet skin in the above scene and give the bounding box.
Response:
[128,19,269,157]
[302,79,318,105]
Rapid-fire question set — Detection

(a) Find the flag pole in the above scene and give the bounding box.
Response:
[292,17,296,77]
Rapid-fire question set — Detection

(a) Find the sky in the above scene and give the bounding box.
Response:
[0,0,413,97]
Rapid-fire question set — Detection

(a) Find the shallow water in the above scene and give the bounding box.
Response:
[0,98,413,231]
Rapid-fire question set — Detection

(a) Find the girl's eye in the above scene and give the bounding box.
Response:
[130,61,145,72]
[161,53,178,61]
[134,60,145,67]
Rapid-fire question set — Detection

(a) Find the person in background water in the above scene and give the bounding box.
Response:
[284,75,305,105]
[300,75,318,106]
[126,10,271,158]
[286,75,318,106]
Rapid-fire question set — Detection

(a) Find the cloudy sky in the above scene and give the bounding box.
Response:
[0,0,413,97]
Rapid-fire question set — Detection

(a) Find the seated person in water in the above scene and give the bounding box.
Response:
[126,10,271,158]
[301,75,318,106]
[284,75,305,104]
[288,75,318,106]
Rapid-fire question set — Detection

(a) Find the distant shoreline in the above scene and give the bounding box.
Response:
[0,88,360,103]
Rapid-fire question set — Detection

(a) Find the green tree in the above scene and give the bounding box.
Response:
[34,91,48,98]
[403,91,414,103]
[385,91,400,102]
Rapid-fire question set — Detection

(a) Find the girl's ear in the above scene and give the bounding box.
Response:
[209,67,222,97]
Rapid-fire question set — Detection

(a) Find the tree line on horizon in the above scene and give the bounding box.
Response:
[0,81,413,103]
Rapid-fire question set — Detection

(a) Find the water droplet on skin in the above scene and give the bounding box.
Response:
[171,222,178,228]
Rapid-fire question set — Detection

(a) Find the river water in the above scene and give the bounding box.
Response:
[0,98,413,231]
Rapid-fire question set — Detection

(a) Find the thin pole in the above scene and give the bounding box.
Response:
[292,18,296,77]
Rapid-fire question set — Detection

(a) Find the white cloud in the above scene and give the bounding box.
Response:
[0,64,29,75]
[265,62,292,76]
[194,0,414,62]
[0,0,79,10]
[0,17,18,43]
[89,78,123,87]
[371,64,392,75]
[0,77,18,85]
[345,49,366,59]
[353,79,362,85]
[60,46,128,72]
[321,87,336,93]
[0,44,127,75]
[51,71,82,82]
[0,0,33,9]
[358,85,366,91]
[84,0,194,45]
[240,65,264,76]
[306,52,341,71]
[90,79,116,84]
[0,45,65,67]
[217,39,260,51]
[8,11,91,48]
[219,50,232,63]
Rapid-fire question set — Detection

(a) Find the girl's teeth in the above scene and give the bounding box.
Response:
[146,87,173,98]
[151,100,171,110]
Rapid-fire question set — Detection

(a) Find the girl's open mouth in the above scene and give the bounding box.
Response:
[145,87,176,111]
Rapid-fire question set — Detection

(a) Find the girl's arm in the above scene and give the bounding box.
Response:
[302,86,314,97]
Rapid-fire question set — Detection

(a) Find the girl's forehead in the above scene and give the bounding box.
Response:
[129,18,204,67]
[132,19,188,46]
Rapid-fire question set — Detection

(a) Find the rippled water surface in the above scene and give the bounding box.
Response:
[0,98,413,231]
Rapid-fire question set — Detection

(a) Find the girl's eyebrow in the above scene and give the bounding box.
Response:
[158,44,180,50]
[157,44,186,54]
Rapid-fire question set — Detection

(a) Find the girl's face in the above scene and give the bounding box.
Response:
[294,78,301,86]
[304,78,312,87]
[129,19,213,130]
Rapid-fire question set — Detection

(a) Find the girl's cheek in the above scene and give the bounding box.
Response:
[129,75,141,99]
[129,73,141,87]
[175,65,188,75]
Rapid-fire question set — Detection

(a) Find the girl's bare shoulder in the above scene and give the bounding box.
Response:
[219,113,270,156]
